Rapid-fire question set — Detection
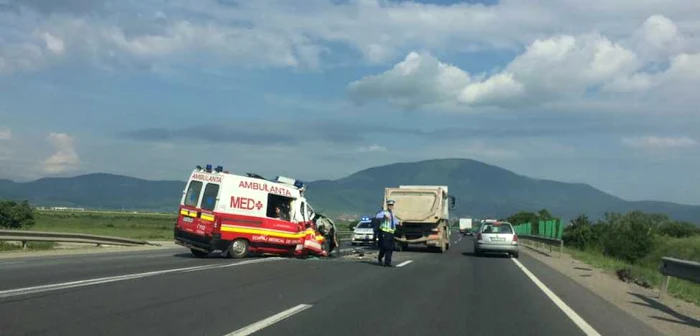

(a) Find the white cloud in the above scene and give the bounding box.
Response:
[43,133,80,174]
[42,32,65,55]
[0,126,11,140]
[2,1,700,74]
[347,52,471,109]
[622,136,698,149]
[348,14,700,110]
[358,144,387,153]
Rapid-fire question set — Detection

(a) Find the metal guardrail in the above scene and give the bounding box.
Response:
[658,257,700,300]
[0,229,159,248]
[518,234,564,257]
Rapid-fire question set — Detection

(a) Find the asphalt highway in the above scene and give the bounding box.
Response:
[0,234,663,336]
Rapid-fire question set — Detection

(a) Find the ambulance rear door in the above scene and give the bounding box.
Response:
[179,179,221,236]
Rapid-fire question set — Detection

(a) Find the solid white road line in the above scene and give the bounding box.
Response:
[396,260,413,267]
[511,258,601,336]
[225,304,313,336]
[0,258,282,299]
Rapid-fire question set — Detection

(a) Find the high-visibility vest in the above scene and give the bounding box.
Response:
[379,211,396,233]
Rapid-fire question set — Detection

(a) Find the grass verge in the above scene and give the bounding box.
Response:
[27,210,177,240]
[568,246,700,306]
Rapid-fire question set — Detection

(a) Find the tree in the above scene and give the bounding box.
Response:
[0,200,36,229]
[537,209,553,221]
[507,211,538,225]
[562,214,597,250]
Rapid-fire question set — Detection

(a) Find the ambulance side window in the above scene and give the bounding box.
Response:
[267,194,292,220]
[201,183,220,211]
[184,181,203,207]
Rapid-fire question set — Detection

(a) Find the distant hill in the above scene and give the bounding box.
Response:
[304,159,700,224]
[1,159,699,224]
[0,173,184,212]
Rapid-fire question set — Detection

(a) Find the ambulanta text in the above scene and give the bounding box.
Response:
[238,181,292,197]
[191,173,223,183]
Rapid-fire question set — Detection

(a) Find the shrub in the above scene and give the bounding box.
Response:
[0,200,36,229]
[562,214,597,250]
[658,221,700,238]
[598,212,657,264]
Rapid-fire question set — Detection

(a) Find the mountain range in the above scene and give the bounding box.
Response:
[1,158,698,224]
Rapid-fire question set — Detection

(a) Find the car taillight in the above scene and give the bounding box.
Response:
[513,234,518,242]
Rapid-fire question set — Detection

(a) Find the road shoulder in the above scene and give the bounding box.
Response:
[521,245,700,336]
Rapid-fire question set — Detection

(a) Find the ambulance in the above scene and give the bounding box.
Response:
[174,164,339,259]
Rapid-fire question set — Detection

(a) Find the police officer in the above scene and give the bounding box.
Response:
[375,199,401,267]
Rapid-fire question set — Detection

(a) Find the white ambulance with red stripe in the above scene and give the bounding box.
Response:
[174,164,338,259]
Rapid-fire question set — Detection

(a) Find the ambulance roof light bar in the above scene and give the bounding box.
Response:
[275,175,305,190]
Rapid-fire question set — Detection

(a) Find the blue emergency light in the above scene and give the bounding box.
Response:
[360,216,371,222]
[294,180,304,188]
[205,164,212,172]
[215,165,223,173]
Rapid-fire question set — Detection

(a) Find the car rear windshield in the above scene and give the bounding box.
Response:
[481,224,513,234]
[356,222,372,229]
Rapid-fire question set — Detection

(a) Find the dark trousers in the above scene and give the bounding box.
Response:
[378,231,395,266]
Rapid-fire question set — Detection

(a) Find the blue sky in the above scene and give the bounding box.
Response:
[1,0,699,205]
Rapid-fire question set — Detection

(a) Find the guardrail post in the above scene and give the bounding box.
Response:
[659,275,670,300]
[22,240,27,249]
[559,239,564,258]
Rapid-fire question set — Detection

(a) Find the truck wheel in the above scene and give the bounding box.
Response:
[191,249,208,258]
[227,239,249,259]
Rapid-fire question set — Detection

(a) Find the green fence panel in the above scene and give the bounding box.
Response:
[548,220,554,238]
[557,219,564,239]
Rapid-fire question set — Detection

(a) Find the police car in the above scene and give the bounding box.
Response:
[351,216,375,246]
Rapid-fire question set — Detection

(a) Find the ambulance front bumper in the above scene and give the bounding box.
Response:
[174,229,229,252]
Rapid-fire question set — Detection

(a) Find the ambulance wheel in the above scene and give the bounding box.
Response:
[190,249,208,258]
[228,239,249,259]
